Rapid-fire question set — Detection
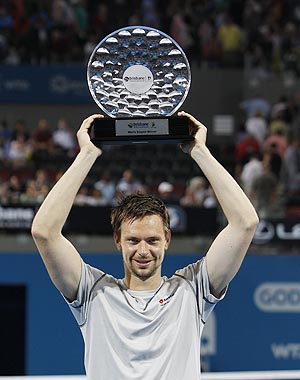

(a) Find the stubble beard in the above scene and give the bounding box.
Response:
[129,259,159,281]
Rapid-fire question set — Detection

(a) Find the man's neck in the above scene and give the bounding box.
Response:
[124,274,162,291]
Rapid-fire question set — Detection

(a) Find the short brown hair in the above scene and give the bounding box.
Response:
[111,193,170,238]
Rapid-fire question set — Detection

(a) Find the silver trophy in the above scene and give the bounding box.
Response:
[87,26,192,145]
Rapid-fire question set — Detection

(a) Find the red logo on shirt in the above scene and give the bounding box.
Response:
[158,293,174,306]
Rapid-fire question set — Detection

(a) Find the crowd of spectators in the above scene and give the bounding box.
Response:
[1,0,300,221]
[0,114,218,209]
[1,0,300,75]
[1,90,300,221]
[235,91,300,219]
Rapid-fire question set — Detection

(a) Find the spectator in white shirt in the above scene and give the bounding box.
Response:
[53,118,76,156]
[240,152,263,196]
[245,111,268,147]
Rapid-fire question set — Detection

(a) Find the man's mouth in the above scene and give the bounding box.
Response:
[133,259,152,268]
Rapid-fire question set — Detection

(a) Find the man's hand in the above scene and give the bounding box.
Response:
[178,111,207,154]
[77,114,104,156]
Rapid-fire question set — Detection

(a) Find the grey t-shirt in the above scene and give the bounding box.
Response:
[67,257,226,380]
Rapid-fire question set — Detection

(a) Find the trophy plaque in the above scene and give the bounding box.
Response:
[87,26,193,145]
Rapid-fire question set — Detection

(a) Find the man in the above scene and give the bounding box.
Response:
[31,111,259,380]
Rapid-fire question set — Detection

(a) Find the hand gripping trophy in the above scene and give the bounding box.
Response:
[87,26,192,145]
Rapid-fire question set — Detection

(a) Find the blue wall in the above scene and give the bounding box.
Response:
[0,65,90,104]
[1,252,300,374]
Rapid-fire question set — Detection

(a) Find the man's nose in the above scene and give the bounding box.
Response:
[137,241,150,256]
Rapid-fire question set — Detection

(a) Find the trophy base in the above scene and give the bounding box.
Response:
[90,116,193,145]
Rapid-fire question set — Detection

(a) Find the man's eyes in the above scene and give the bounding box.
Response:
[128,238,159,244]
[128,238,139,244]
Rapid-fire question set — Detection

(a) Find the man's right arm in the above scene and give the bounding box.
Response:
[31,114,103,302]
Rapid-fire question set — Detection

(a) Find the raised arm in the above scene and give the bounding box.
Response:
[179,111,259,297]
[31,114,103,301]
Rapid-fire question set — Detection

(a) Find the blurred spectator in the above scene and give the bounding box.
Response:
[141,0,161,29]
[245,110,268,147]
[242,0,262,35]
[157,181,179,204]
[8,134,32,168]
[89,188,107,206]
[23,169,51,204]
[11,119,30,142]
[217,12,244,68]
[0,3,13,62]
[25,8,51,64]
[235,133,261,167]
[0,33,9,62]
[20,170,50,204]
[34,169,50,188]
[73,0,88,38]
[31,118,54,165]
[75,185,96,206]
[90,3,108,37]
[281,22,300,75]
[0,120,11,160]
[0,3,13,30]
[128,8,141,25]
[269,114,290,137]
[180,176,207,206]
[271,95,290,121]
[74,182,107,206]
[31,118,53,147]
[84,34,98,62]
[240,152,263,196]
[203,186,217,208]
[281,134,300,194]
[264,130,288,158]
[0,181,10,204]
[250,153,285,219]
[235,121,248,145]
[288,92,300,128]
[240,94,271,119]
[94,171,116,205]
[234,132,261,180]
[50,0,76,62]
[198,18,221,67]
[116,169,144,198]
[7,175,23,204]
[53,117,76,156]
[265,151,283,181]
[170,12,193,54]
[20,180,39,204]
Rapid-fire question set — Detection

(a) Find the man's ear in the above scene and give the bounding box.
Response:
[114,233,121,251]
[165,230,171,250]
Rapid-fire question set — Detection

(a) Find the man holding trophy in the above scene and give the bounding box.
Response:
[31,26,258,380]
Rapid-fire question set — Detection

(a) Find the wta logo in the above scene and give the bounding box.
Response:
[254,282,300,312]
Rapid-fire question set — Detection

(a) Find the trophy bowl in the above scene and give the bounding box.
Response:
[87,26,193,145]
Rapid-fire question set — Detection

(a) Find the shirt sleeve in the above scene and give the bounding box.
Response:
[175,257,227,323]
[63,259,106,326]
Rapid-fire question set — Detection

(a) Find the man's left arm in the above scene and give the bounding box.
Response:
[179,111,259,297]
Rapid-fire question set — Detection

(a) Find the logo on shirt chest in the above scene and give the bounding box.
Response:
[158,293,174,306]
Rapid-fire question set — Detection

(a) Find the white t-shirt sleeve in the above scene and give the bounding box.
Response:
[64,260,105,326]
[175,257,227,323]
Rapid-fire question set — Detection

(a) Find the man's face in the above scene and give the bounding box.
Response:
[114,215,171,284]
